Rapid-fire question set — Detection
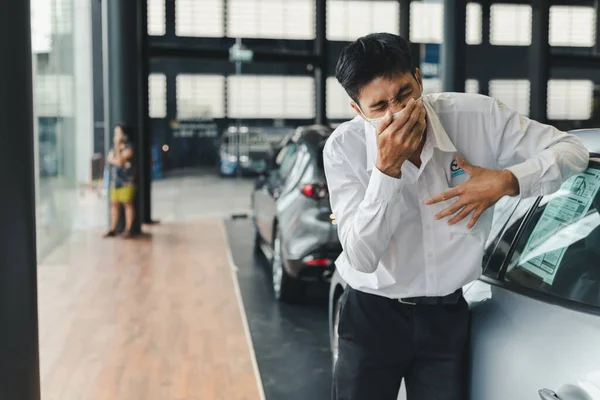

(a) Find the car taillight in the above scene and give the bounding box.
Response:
[300,183,328,200]
[302,256,332,266]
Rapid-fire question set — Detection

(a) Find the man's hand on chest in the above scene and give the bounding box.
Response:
[424,155,519,229]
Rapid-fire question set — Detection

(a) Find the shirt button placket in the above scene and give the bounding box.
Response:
[420,173,435,294]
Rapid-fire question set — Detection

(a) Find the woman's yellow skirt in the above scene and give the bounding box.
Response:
[110,186,137,203]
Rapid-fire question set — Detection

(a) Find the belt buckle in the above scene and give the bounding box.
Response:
[398,297,417,306]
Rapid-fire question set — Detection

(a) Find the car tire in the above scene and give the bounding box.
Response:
[271,228,304,303]
[253,222,261,255]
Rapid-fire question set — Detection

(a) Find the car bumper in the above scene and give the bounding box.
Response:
[285,246,341,282]
[220,158,268,176]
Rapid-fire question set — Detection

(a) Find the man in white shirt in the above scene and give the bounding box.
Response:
[325,33,589,400]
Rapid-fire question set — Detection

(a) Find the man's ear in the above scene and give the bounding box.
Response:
[414,68,423,92]
[350,101,365,120]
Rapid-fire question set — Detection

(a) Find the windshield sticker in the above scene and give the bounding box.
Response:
[518,168,600,284]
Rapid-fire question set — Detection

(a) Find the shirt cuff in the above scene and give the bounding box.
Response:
[364,167,405,203]
[506,160,541,198]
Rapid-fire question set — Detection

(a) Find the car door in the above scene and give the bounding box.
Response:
[467,162,600,400]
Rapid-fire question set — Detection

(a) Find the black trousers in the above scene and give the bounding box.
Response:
[332,287,469,400]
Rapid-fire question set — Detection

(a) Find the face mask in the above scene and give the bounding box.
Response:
[364,110,403,130]
[357,95,423,130]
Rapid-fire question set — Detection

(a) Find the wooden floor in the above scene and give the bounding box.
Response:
[38,220,262,400]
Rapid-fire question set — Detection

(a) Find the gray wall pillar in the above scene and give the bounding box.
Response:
[0,0,42,398]
[399,0,411,41]
[102,0,143,233]
[314,0,327,125]
[137,0,152,224]
[530,0,550,123]
[480,0,491,96]
[441,0,466,93]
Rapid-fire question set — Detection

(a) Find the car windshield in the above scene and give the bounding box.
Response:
[504,164,600,308]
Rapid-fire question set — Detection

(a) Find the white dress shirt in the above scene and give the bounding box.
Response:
[323,93,589,299]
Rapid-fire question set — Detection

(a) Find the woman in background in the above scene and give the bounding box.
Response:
[104,124,136,238]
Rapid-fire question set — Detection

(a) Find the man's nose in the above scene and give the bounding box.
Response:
[388,104,404,115]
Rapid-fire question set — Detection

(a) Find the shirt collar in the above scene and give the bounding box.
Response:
[364,96,456,171]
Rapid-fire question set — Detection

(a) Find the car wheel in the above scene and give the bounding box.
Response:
[252,221,261,255]
[272,228,304,302]
[331,293,342,367]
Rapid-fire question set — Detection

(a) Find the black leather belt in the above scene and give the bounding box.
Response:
[398,288,463,306]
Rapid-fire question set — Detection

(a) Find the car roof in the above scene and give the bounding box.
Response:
[291,124,333,149]
[570,129,600,156]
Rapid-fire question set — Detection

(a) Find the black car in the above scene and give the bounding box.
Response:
[252,125,341,302]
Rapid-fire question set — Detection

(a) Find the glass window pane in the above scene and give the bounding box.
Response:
[327,0,399,41]
[31,0,52,53]
[327,77,354,119]
[489,80,530,116]
[35,75,74,117]
[228,0,315,39]
[175,0,224,37]
[54,0,73,35]
[547,80,594,120]
[422,78,442,95]
[466,2,482,45]
[505,168,600,308]
[176,75,225,119]
[227,76,314,119]
[465,79,479,94]
[410,1,443,44]
[33,0,91,259]
[149,74,167,118]
[148,0,166,36]
[549,6,595,47]
[490,4,532,46]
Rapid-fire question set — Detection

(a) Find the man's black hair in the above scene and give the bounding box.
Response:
[335,33,414,104]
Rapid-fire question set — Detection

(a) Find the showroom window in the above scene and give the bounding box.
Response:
[489,79,530,116]
[410,1,443,43]
[465,79,479,94]
[53,0,73,35]
[422,78,442,95]
[504,166,600,308]
[35,75,74,117]
[490,4,532,46]
[227,76,314,119]
[148,0,166,36]
[409,2,481,45]
[327,0,399,41]
[549,6,595,47]
[228,0,315,39]
[327,77,354,120]
[466,2,482,45]
[175,0,224,37]
[176,74,225,119]
[547,80,594,120]
[149,74,167,119]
